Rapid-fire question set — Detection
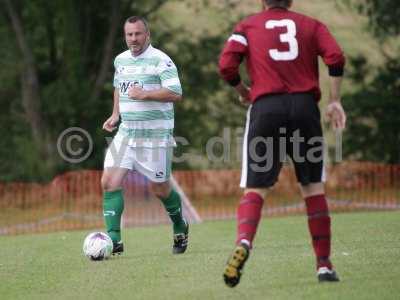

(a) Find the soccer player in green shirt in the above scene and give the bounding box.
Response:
[101,16,188,255]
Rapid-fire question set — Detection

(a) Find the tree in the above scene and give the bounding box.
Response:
[339,0,400,163]
[0,0,244,181]
[0,0,172,180]
[339,0,400,39]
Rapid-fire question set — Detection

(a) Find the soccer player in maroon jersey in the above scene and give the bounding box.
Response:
[218,0,346,287]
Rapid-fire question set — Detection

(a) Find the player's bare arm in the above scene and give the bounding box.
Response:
[128,86,182,102]
[326,76,346,130]
[102,88,120,132]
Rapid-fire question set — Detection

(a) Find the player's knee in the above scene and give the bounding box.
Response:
[150,181,171,199]
[300,182,325,197]
[101,174,121,192]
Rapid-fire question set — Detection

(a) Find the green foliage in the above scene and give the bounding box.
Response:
[344,57,400,163]
[340,0,400,39]
[3,0,398,181]
[339,0,400,163]
[1,0,122,181]
[0,0,244,181]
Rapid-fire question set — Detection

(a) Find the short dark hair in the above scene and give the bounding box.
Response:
[264,0,292,8]
[125,16,149,32]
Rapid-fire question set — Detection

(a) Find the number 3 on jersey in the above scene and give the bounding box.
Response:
[266,19,298,61]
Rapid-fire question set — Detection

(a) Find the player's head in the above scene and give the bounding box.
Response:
[124,16,150,56]
[262,0,293,9]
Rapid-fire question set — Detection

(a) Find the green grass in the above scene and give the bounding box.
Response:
[0,211,399,300]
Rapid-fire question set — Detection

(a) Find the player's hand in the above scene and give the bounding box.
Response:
[128,86,147,100]
[238,94,251,105]
[102,114,119,132]
[326,101,346,130]
[235,83,251,106]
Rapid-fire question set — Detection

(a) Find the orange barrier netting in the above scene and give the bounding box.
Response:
[0,161,399,235]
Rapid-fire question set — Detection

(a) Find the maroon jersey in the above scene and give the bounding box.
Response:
[219,7,345,102]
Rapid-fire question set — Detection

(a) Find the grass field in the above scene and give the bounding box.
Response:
[1,211,399,300]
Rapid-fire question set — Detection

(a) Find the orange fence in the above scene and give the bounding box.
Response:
[174,161,400,218]
[1,161,399,235]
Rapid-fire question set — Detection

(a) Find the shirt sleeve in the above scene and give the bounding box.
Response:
[158,57,183,95]
[113,58,119,88]
[315,22,346,76]
[218,22,248,86]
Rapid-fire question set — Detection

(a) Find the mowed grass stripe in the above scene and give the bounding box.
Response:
[0,211,399,300]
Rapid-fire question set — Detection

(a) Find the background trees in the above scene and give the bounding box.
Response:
[0,0,242,181]
[339,0,400,163]
[0,0,398,181]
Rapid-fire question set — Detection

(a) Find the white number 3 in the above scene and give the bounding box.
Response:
[266,19,299,61]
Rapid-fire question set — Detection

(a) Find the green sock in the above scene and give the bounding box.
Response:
[160,189,187,234]
[103,189,124,243]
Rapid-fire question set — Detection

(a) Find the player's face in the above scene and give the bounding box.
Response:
[124,21,150,56]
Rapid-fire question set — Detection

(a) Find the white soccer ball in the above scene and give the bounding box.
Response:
[83,232,113,261]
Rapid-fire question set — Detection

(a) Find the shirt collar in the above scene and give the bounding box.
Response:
[268,7,288,11]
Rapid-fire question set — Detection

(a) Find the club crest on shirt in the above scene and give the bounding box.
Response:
[116,66,125,74]
[117,66,139,74]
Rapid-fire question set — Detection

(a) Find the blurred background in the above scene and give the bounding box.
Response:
[0,0,399,234]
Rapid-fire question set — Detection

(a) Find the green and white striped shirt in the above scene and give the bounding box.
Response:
[113,45,182,147]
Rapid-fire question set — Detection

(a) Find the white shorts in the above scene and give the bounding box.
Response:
[104,135,173,183]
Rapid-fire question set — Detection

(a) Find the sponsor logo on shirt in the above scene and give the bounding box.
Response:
[119,80,143,94]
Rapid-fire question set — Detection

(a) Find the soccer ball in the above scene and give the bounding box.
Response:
[83,232,113,261]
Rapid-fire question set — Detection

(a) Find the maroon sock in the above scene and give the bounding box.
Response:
[236,192,264,248]
[304,194,332,269]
